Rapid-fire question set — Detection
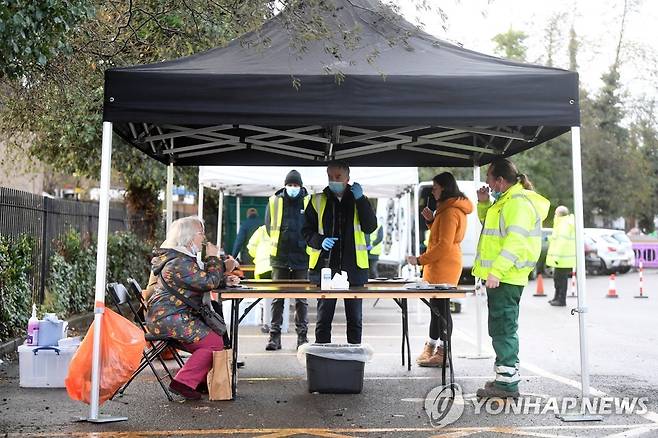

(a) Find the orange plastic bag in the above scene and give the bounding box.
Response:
[65,307,146,405]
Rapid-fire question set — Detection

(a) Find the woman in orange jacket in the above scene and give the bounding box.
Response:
[407,172,473,366]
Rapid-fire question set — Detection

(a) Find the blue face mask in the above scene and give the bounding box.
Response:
[328,181,345,195]
[285,186,300,198]
[491,191,502,201]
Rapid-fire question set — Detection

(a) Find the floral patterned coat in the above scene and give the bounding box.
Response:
[145,248,225,344]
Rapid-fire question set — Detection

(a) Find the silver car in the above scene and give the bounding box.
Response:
[584,228,636,274]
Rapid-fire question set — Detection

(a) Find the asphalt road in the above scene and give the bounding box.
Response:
[1,270,657,437]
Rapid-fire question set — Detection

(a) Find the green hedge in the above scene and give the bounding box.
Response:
[0,235,34,343]
[43,230,152,316]
[0,230,152,343]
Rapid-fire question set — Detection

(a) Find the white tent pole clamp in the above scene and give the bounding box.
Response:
[557,127,601,423]
[166,162,174,232]
[79,122,127,423]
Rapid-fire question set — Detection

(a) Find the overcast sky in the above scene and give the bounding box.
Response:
[398,0,658,107]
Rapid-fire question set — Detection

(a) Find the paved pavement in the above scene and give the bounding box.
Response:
[1,270,657,437]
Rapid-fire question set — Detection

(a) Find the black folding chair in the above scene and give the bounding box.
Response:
[107,281,182,401]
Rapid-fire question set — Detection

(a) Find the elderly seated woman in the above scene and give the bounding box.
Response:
[145,216,239,400]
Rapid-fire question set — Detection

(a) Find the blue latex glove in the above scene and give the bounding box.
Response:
[351,182,363,199]
[321,237,339,251]
[367,245,373,251]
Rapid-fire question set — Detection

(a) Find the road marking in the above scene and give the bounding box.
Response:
[451,327,658,427]
[238,375,541,382]
[9,424,658,437]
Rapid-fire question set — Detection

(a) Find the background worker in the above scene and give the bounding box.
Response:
[264,170,310,350]
[303,161,377,344]
[231,207,261,265]
[365,223,383,278]
[546,206,576,307]
[472,158,549,400]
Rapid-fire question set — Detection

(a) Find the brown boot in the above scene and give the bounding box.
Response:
[417,345,448,367]
[415,342,435,365]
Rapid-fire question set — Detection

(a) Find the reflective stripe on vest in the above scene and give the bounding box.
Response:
[475,193,542,273]
[269,194,310,256]
[370,225,383,256]
[308,193,369,270]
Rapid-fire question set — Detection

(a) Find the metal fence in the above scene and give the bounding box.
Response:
[0,187,128,302]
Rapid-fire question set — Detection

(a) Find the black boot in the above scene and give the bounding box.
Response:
[296,332,309,350]
[265,332,282,351]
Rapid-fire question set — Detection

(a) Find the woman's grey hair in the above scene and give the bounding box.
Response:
[161,216,205,249]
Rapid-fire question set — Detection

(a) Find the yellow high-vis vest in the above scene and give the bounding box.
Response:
[308,193,369,270]
[268,194,310,257]
[472,183,550,286]
[546,214,576,268]
[369,225,383,256]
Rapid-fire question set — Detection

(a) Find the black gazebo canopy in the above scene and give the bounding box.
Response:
[103,0,579,167]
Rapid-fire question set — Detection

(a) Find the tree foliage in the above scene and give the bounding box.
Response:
[0,0,94,79]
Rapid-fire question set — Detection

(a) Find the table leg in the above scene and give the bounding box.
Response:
[231,298,240,399]
[402,299,411,371]
[420,298,453,387]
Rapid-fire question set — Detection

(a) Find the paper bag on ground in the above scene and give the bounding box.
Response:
[207,349,233,400]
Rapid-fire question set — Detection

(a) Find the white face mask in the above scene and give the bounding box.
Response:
[285,185,301,197]
[190,242,200,256]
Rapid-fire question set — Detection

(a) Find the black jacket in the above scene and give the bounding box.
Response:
[264,187,310,270]
[302,186,377,286]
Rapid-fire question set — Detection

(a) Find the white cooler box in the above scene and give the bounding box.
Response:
[18,344,78,388]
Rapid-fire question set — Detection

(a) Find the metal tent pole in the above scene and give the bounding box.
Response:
[558,126,601,422]
[236,195,241,231]
[217,188,224,249]
[464,164,490,360]
[198,182,204,219]
[166,163,174,231]
[79,122,127,423]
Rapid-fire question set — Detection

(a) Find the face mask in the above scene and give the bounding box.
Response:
[285,186,301,198]
[491,191,502,201]
[328,181,345,195]
[190,243,200,256]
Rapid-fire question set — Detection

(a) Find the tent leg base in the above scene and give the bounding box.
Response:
[76,415,128,423]
[459,354,492,359]
[556,413,603,422]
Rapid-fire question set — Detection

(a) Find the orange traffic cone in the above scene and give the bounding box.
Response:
[606,273,619,298]
[534,273,546,297]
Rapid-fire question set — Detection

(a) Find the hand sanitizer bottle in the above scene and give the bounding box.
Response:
[27,304,39,346]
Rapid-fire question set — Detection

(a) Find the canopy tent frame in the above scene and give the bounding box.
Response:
[119,123,543,164]
[85,0,592,423]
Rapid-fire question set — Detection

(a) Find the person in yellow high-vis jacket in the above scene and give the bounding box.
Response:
[247,225,272,280]
[472,159,549,400]
[365,224,383,278]
[263,170,311,350]
[546,206,576,307]
[302,161,377,344]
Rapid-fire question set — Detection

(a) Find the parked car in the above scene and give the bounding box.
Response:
[531,228,603,278]
[584,228,635,274]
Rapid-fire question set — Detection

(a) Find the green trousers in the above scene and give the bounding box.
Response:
[487,282,524,391]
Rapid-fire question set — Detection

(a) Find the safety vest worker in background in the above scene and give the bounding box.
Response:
[247,225,272,280]
[365,224,383,278]
[472,158,549,400]
[302,161,377,344]
[546,206,576,307]
[263,170,311,351]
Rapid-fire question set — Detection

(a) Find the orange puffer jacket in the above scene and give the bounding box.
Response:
[418,197,474,285]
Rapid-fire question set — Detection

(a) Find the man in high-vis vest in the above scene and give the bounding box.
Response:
[365,223,383,278]
[302,161,377,344]
[264,170,310,350]
[546,206,576,307]
[472,159,549,400]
